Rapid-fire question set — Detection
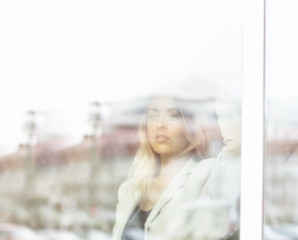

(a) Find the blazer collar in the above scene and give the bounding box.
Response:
[144,157,199,229]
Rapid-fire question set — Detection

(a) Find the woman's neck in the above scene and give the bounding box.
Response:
[158,152,192,179]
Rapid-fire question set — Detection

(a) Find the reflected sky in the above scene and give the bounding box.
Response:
[0,0,242,155]
[266,0,298,100]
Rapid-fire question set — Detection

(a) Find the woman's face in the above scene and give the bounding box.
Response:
[146,97,190,158]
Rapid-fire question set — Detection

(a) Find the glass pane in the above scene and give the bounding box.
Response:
[240,0,265,239]
[264,0,298,239]
[0,1,242,239]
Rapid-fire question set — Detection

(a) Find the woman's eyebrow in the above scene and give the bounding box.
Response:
[147,108,158,112]
[167,108,179,112]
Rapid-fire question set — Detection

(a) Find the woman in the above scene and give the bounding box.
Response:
[113,95,240,240]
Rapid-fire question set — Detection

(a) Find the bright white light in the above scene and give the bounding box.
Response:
[0,0,242,155]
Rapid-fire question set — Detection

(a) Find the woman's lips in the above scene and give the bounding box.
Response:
[155,135,170,143]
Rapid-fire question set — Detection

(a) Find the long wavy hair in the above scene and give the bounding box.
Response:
[128,96,208,199]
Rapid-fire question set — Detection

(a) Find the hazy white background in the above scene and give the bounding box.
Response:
[266,0,298,141]
[0,0,243,155]
[266,0,298,100]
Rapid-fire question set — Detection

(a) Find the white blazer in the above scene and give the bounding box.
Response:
[112,155,240,240]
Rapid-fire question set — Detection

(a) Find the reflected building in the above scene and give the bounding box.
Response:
[264,100,298,228]
[0,97,224,234]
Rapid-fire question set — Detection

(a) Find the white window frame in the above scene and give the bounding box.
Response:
[240,0,265,239]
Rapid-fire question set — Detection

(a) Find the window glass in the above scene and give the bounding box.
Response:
[264,0,298,239]
[0,1,242,239]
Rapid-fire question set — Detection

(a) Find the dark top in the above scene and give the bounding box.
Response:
[121,205,151,240]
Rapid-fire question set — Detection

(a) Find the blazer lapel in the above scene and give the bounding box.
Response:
[145,157,198,229]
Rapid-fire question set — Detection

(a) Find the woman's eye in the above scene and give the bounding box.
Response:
[168,113,181,120]
[148,114,158,121]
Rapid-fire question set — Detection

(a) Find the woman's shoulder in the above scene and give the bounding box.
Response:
[194,156,217,169]
[117,177,141,201]
[186,157,218,181]
[118,178,135,193]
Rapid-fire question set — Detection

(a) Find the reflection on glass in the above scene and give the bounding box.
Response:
[0,90,241,240]
[113,92,241,240]
[264,0,298,239]
[0,1,242,239]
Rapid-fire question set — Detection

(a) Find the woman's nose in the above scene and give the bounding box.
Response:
[157,117,167,129]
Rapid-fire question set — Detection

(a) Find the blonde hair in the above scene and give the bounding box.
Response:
[128,97,207,199]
